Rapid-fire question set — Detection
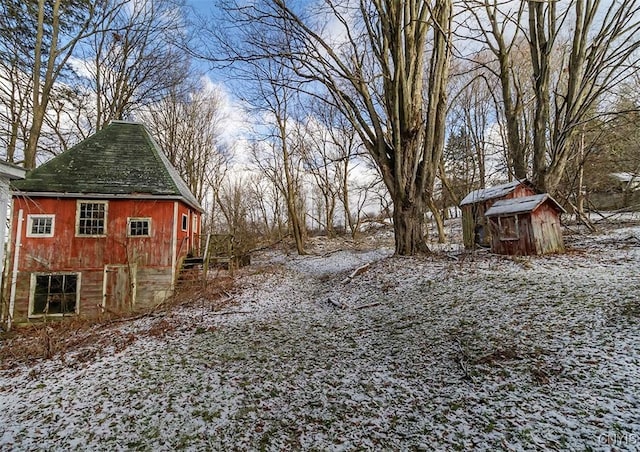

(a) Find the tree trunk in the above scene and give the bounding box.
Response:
[427,196,446,244]
[392,199,428,255]
[576,129,585,220]
[529,0,553,192]
[483,1,528,180]
[499,58,527,180]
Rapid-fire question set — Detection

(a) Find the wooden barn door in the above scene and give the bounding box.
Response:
[103,265,136,311]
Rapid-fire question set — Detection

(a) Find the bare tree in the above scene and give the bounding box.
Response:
[299,113,342,237]
[527,0,640,192]
[466,1,530,180]
[246,173,287,240]
[214,176,257,251]
[446,56,502,196]
[142,80,230,205]
[466,0,640,194]
[206,0,453,255]
[13,0,121,168]
[313,102,368,238]
[76,0,189,131]
[248,60,308,254]
[0,1,32,163]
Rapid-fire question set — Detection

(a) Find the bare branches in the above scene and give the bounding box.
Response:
[202,0,454,255]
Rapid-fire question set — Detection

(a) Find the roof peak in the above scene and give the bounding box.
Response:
[460,179,535,206]
[12,121,202,212]
[108,120,145,126]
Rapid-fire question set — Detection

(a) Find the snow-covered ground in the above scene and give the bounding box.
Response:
[1,221,639,451]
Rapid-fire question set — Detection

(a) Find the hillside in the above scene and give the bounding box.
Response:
[1,219,639,450]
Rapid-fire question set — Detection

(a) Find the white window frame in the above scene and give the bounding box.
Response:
[76,200,108,237]
[127,217,151,237]
[26,214,55,238]
[28,272,81,318]
[181,213,188,231]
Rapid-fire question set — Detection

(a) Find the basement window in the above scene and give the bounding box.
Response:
[128,218,151,237]
[77,201,107,236]
[30,273,80,317]
[26,215,55,237]
[497,215,519,241]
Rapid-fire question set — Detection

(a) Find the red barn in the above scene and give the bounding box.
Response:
[3,121,203,325]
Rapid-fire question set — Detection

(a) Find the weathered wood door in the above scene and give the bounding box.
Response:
[103,265,136,311]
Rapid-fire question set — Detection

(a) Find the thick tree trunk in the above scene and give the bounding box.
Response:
[392,199,428,255]
[499,61,527,180]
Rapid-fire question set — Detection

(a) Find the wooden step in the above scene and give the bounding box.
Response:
[182,256,204,269]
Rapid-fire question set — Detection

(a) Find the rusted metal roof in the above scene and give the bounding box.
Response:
[460,180,534,206]
[485,193,565,217]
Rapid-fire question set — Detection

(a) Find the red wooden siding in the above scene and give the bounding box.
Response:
[487,204,564,256]
[461,184,537,248]
[530,203,565,255]
[5,196,201,322]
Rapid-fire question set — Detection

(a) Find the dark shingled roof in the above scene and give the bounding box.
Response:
[12,121,202,211]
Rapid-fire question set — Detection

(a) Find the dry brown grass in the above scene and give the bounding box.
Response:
[0,274,235,370]
[0,317,104,367]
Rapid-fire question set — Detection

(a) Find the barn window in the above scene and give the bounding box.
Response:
[26,215,55,237]
[30,273,80,317]
[181,214,188,231]
[128,218,151,237]
[497,215,519,240]
[77,201,107,236]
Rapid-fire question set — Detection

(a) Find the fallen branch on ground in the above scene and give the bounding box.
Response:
[353,302,380,310]
[341,263,371,284]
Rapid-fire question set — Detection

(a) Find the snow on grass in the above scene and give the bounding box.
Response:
[1,224,639,450]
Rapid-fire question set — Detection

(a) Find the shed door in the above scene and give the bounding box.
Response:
[103,265,136,311]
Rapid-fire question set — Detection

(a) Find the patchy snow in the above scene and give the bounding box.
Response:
[1,222,639,450]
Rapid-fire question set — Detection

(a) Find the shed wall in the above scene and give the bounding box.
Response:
[487,203,564,256]
[531,204,565,254]
[488,213,537,255]
[461,184,537,249]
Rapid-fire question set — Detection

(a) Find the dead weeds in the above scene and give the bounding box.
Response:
[0,274,235,370]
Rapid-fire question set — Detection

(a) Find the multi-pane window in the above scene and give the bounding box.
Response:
[31,273,79,316]
[27,215,55,237]
[77,201,107,236]
[128,218,151,237]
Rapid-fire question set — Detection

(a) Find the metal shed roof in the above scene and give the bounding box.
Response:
[485,194,565,217]
[460,180,533,206]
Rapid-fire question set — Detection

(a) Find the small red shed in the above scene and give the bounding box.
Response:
[3,121,203,325]
[460,180,537,248]
[485,194,565,255]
